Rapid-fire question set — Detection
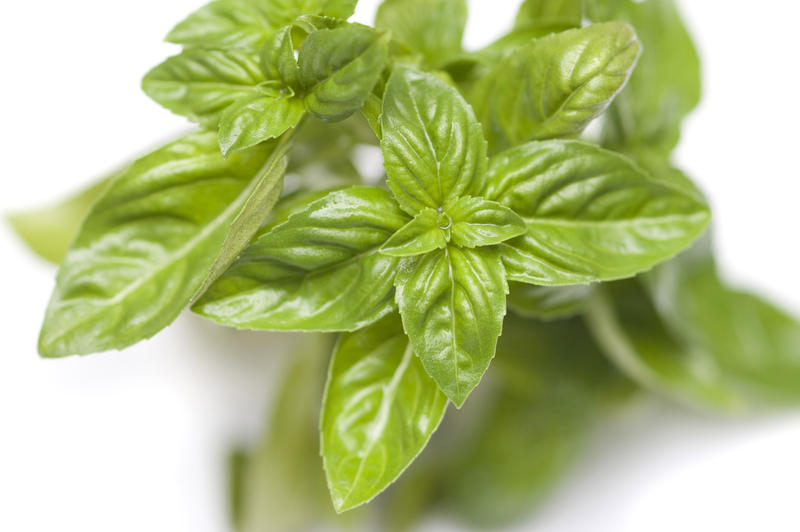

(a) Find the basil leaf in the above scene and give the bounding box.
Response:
[381,69,488,215]
[375,0,467,66]
[193,186,408,331]
[590,0,700,154]
[395,247,507,406]
[514,0,584,32]
[166,0,358,51]
[486,140,710,285]
[218,92,305,155]
[142,49,264,127]
[321,314,448,512]
[446,196,527,248]
[261,25,301,88]
[8,176,113,264]
[38,131,288,356]
[380,209,448,257]
[507,282,594,320]
[445,314,633,527]
[470,22,641,152]
[298,26,389,122]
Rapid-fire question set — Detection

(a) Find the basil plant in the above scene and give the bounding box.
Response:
[11,0,800,528]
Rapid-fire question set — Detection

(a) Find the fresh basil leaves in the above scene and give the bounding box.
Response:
[12,0,800,526]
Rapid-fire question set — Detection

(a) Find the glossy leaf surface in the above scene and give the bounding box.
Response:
[166,0,358,51]
[218,92,305,155]
[9,177,112,264]
[39,132,287,356]
[380,209,448,257]
[142,49,264,127]
[299,25,390,121]
[486,140,710,285]
[446,196,527,249]
[381,69,488,215]
[375,0,467,66]
[193,187,408,331]
[322,315,448,512]
[471,22,641,152]
[395,247,507,406]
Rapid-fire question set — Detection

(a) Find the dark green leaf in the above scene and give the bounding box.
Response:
[470,22,641,152]
[166,0,358,51]
[514,0,584,32]
[8,177,113,264]
[298,26,390,121]
[486,140,710,285]
[218,92,305,155]
[395,247,507,406]
[193,187,408,331]
[142,49,264,127]
[381,69,488,215]
[380,209,449,257]
[375,0,467,66]
[38,131,288,356]
[446,196,527,249]
[507,282,594,320]
[321,315,448,512]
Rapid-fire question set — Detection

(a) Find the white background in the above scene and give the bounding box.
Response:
[1,1,799,531]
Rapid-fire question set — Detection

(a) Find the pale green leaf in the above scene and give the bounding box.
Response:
[514,0,584,32]
[261,25,300,88]
[166,0,358,51]
[381,69,488,215]
[470,22,641,152]
[193,186,408,331]
[8,177,113,264]
[395,247,507,406]
[446,196,527,249]
[380,208,449,257]
[486,140,710,285]
[39,131,288,356]
[321,314,448,512]
[142,49,264,127]
[218,93,305,155]
[507,282,594,320]
[375,0,467,66]
[298,25,390,121]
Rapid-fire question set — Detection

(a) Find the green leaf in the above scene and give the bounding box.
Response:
[321,314,448,512]
[261,25,301,88]
[166,0,358,51]
[395,247,507,406]
[193,186,408,331]
[381,69,488,215]
[142,49,264,127]
[470,22,641,152]
[507,282,594,320]
[375,0,467,66]
[218,92,305,155]
[8,176,113,264]
[38,131,288,357]
[298,25,390,122]
[486,140,710,285]
[444,314,633,527]
[446,196,527,249]
[589,0,701,154]
[380,208,449,257]
[514,0,584,32]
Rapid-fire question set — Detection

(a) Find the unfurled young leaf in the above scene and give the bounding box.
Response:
[193,187,408,331]
[321,315,448,512]
[298,25,390,121]
[471,22,641,152]
[486,140,710,285]
[166,0,358,51]
[380,209,449,257]
[395,247,508,407]
[514,0,584,32]
[142,48,264,127]
[39,131,288,356]
[507,283,594,320]
[8,177,113,264]
[375,0,467,66]
[261,25,301,88]
[381,69,488,215]
[218,91,305,155]
[446,196,527,248]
